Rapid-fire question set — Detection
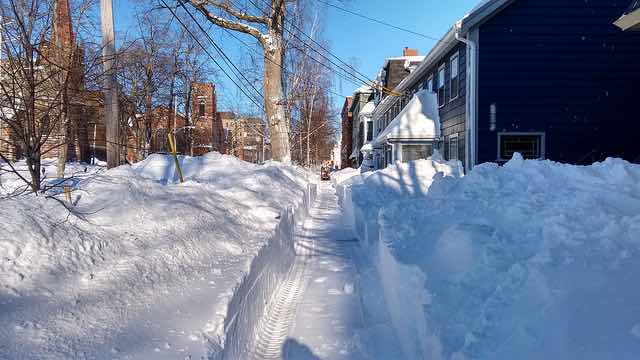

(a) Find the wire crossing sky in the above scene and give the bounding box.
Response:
[112,0,480,114]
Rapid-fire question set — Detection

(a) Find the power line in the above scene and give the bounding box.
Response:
[187,0,357,99]
[158,0,266,113]
[248,0,402,96]
[247,0,375,88]
[177,1,265,102]
[316,0,439,41]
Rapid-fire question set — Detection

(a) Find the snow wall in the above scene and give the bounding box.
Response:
[335,156,640,360]
[218,183,317,359]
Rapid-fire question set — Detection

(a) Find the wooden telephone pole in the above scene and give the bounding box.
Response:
[100,0,120,168]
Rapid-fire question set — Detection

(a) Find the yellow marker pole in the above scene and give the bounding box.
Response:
[168,133,184,183]
[64,185,72,203]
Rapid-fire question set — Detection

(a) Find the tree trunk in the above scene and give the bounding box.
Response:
[263,30,290,163]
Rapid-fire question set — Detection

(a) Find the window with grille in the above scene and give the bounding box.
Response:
[401,144,433,162]
[426,75,434,94]
[498,133,545,160]
[448,134,459,160]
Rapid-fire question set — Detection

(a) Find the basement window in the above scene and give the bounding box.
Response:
[498,132,545,160]
[448,133,459,161]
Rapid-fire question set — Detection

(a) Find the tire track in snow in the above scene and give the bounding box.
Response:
[251,259,308,360]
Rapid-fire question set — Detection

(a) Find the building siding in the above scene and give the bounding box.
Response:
[477,0,640,164]
[407,43,468,165]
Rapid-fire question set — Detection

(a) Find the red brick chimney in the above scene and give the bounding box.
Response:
[52,0,75,47]
[403,47,418,57]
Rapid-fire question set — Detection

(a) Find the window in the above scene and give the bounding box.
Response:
[438,65,446,106]
[498,133,545,160]
[448,133,459,161]
[401,144,433,162]
[450,53,459,100]
[426,75,434,94]
[366,121,373,142]
[198,98,206,117]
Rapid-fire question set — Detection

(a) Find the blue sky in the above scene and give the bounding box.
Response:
[110,0,480,113]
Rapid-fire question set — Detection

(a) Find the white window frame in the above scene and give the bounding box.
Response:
[497,132,546,161]
[437,64,446,108]
[448,133,459,161]
[426,75,434,94]
[450,52,460,101]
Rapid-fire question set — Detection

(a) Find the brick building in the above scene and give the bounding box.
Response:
[192,83,225,156]
[219,111,267,163]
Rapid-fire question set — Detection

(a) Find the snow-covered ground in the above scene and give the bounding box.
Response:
[0,153,316,359]
[335,155,640,360]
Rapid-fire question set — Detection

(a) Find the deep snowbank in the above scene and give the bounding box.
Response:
[337,155,640,359]
[0,153,316,359]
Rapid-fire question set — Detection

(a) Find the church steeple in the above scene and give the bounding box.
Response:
[52,0,75,47]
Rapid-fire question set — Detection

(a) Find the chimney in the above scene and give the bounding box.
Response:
[403,47,418,57]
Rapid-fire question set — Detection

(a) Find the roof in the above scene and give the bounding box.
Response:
[372,0,515,121]
[614,1,640,31]
[372,90,441,146]
[359,101,376,118]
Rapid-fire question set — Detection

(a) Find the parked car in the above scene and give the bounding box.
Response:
[320,166,331,181]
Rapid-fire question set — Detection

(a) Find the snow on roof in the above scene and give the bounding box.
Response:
[353,85,374,94]
[373,90,440,146]
[360,143,373,152]
[359,101,376,117]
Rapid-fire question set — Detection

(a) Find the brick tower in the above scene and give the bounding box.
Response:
[42,0,90,163]
[191,83,225,156]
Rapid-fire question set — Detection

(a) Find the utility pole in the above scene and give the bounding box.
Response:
[100,0,120,168]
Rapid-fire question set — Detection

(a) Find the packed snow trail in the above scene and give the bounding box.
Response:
[251,182,385,360]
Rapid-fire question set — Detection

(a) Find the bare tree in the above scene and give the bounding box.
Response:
[0,0,99,193]
[187,0,291,162]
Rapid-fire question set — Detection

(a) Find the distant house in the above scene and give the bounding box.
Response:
[614,1,640,31]
[348,48,424,169]
[219,111,267,163]
[372,0,640,171]
[348,86,375,168]
[340,96,353,169]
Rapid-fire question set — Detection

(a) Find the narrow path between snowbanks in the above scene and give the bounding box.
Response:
[246,182,404,360]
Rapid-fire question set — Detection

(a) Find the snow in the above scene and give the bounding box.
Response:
[360,143,374,152]
[359,101,376,116]
[335,154,640,359]
[372,89,441,146]
[0,152,316,359]
[353,85,374,94]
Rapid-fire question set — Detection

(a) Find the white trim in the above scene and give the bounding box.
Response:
[449,52,460,101]
[614,8,640,31]
[437,64,446,108]
[496,132,546,161]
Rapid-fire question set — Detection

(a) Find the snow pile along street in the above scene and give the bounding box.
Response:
[336,154,640,360]
[0,153,316,359]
